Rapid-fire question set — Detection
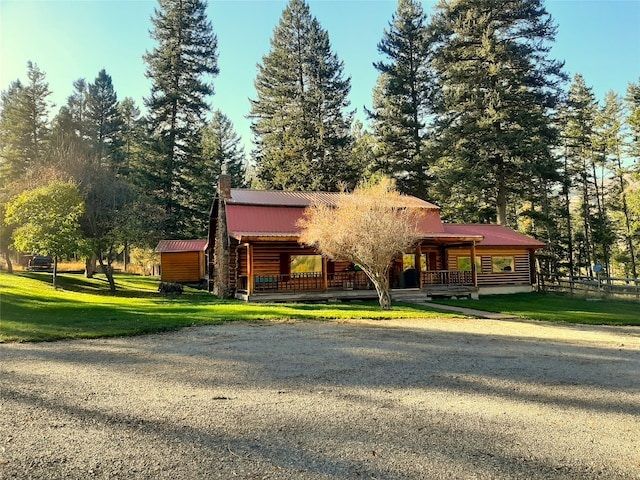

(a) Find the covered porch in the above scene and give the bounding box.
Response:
[232,235,482,303]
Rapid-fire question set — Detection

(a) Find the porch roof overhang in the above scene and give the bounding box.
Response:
[419,233,484,244]
[443,224,546,249]
[229,231,483,245]
[230,232,299,242]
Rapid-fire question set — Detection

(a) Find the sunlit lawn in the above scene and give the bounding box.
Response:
[432,292,640,326]
[2,272,637,342]
[0,272,458,342]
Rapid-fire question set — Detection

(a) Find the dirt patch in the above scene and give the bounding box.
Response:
[1,317,639,479]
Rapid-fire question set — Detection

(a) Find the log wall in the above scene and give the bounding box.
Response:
[160,252,204,283]
[447,247,532,286]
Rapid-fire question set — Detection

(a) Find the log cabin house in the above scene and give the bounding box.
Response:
[208,175,545,302]
[155,239,207,284]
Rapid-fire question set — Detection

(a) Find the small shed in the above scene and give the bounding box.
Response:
[155,239,207,283]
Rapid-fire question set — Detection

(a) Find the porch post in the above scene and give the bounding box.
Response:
[529,249,537,285]
[415,242,422,289]
[470,241,478,288]
[246,243,253,295]
[322,256,328,291]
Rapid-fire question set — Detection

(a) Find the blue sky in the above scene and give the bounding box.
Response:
[1,0,639,152]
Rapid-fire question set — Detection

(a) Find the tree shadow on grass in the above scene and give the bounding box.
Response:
[17,272,163,298]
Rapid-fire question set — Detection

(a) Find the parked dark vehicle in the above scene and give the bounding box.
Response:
[27,255,53,271]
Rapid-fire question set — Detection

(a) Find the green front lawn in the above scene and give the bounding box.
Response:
[2,273,637,342]
[0,272,457,342]
[432,292,640,326]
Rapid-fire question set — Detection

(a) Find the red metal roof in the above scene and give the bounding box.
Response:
[228,188,440,210]
[221,189,543,248]
[226,205,302,238]
[226,204,446,240]
[155,239,207,253]
[443,224,546,248]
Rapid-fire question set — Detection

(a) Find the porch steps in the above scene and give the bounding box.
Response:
[392,287,478,304]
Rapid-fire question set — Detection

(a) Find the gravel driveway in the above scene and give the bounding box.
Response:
[1,317,639,479]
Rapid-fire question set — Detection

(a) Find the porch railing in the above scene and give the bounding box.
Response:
[421,270,474,286]
[237,269,473,294]
[327,271,373,290]
[237,271,374,294]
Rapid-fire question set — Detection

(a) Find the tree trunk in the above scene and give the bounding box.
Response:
[616,155,637,278]
[377,288,392,311]
[2,248,13,273]
[369,272,392,311]
[563,153,574,276]
[496,174,507,226]
[85,254,96,278]
[97,256,116,293]
[52,256,58,289]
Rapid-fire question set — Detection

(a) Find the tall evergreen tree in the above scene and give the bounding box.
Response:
[86,69,123,171]
[200,110,247,188]
[250,0,354,191]
[370,0,432,197]
[66,79,90,139]
[598,90,637,277]
[625,79,640,275]
[560,74,598,276]
[118,97,142,179]
[627,79,640,167]
[350,120,377,182]
[142,0,218,238]
[428,0,565,226]
[0,62,52,183]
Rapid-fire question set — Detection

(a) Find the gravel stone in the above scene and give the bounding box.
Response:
[1,317,639,479]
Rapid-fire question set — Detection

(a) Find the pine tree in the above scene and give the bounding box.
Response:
[0,62,52,183]
[250,0,354,191]
[370,0,432,197]
[66,79,90,139]
[627,79,640,166]
[428,0,566,226]
[201,110,247,188]
[118,97,142,179]
[625,79,640,275]
[143,0,218,238]
[560,74,598,275]
[192,110,247,234]
[598,90,637,277]
[350,120,377,182]
[86,69,123,172]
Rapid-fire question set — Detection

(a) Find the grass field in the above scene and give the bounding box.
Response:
[432,292,640,326]
[0,272,460,342]
[1,272,637,342]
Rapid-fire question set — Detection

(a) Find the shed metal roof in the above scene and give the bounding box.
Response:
[155,239,207,253]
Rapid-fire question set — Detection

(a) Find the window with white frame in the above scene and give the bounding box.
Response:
[492,256,515,273]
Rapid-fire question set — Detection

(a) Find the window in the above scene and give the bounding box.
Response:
[403,254,427,271]
[492,256,515,273]
[457,256,482,273]
[290,255,322,274]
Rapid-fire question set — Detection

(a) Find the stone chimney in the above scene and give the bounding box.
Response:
[218,174,231,200]
[213,174,232,298]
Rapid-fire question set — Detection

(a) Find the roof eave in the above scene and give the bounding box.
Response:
[230,233,301,242]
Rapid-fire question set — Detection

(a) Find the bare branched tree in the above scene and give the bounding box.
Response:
[298,179,423,310]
